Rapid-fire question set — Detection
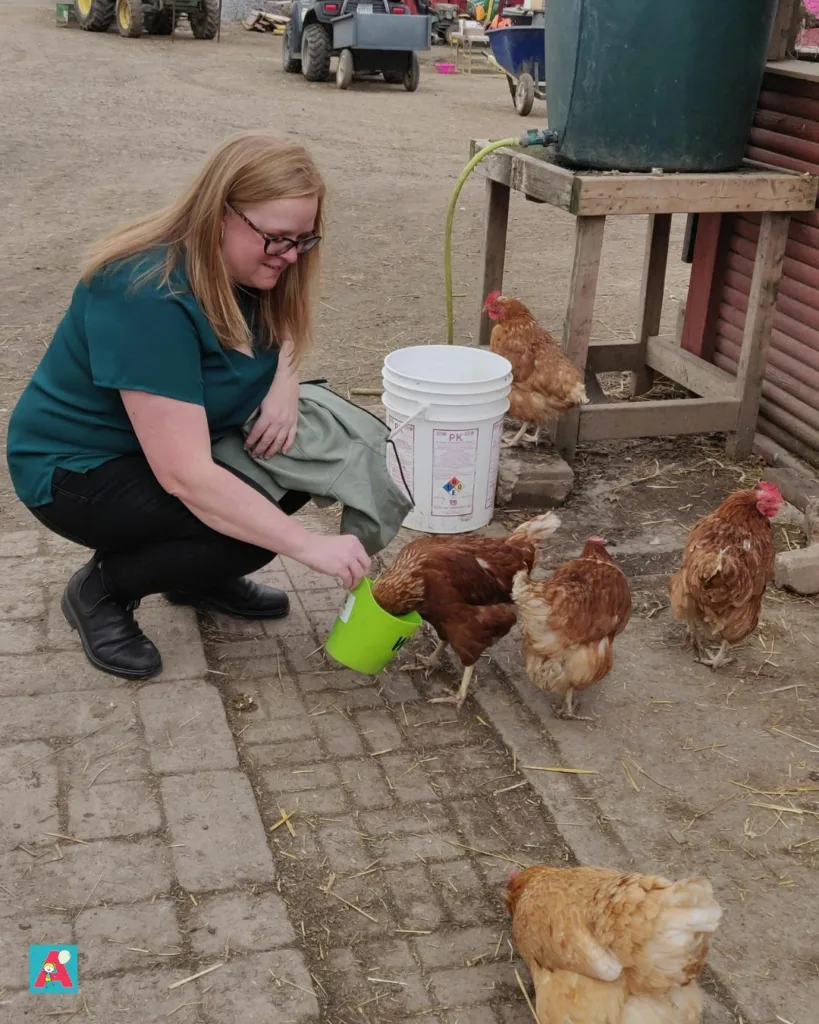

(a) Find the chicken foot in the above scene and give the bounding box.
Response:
[403,639,447,677]
[696,638,734,670]
[553,687,593,722]
[502,421,534,448]
[428,664,475,709]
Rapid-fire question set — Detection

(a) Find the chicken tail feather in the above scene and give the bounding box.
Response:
[622,983,704,1024]
[639,877,722,985]
[508,511,562,551]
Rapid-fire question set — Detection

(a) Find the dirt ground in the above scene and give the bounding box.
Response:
[1,4,818,1023]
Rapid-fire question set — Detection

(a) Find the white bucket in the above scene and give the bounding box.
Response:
[382,345,512,534]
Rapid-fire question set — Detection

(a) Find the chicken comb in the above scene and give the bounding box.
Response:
[757,480,781,494]
[588,535,608,545]
[483,290,502,310]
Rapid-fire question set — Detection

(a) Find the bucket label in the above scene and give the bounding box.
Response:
[387,416,414,502]
[431,428,478,517]
[485,418,503,509]
[338,593,356,623]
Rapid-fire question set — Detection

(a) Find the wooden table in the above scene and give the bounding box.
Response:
[471,140,818,464]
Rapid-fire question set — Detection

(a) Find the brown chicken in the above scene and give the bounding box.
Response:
[483,291,589,447]
[371,512,561,707]
[669,481,783,670]
[512,537,632,720]
[505,865,722,1024]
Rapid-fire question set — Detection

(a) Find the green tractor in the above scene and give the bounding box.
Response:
[74,0,220,38]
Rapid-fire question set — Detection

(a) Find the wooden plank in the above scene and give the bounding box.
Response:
[681,212,732,358]
[633,213,672,395]
[578,398,741,442]
[645,336,737,398]
[572,168,817,216]
[767,0,803,61]
[470,141,576,211]
[586,339,643,374]
[553,216,606,464]
[477,178,510,347]
[767,59,819,83]
[727,211,792,460]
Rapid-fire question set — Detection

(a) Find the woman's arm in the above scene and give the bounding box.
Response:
[245,338,299,458]
[121,389,370,589]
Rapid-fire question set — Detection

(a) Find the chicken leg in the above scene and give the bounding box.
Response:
[554,687,593,722]
[428,664,475,709]
[501,421,532,448]
[697,638,734,670]
[403,639,447,677]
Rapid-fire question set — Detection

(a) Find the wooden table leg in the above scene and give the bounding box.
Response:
[478,177,510,347]
[633,213,672,396]
[553,215,606,464]
[725,211,790,462]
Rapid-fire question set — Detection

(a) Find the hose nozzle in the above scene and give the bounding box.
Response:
[518,128,559,148]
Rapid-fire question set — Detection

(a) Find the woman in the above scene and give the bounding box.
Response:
[6,132,371,681]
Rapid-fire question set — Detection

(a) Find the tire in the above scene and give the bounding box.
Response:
[116,0,144,36]
[383,70,403,84]
[75,0,115,31]
[403,52,420,92]
[336,48,354,89]
[515,72,535,116]
[189,0,219,39]
[301,22,332,81]
[282,21,301,72]
[145,7,174,32]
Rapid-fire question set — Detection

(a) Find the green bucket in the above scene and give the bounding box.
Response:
[324,577,422,675]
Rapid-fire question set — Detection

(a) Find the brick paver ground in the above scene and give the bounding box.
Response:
[0,526,570,1023]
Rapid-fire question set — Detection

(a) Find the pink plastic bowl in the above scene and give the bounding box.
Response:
[435,61,457,74]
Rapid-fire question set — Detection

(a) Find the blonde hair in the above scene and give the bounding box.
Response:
[82,132,325,359]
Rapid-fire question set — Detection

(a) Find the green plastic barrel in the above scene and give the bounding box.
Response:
[544,0,779,172]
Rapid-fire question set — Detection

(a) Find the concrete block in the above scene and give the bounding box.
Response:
[496,450,574,508]
[775,544,819,596]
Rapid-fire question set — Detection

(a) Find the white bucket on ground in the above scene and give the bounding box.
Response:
[382,345,512,534]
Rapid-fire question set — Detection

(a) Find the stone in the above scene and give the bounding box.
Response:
[0,651,128,697]
[0,531,41,559]
[74,967,201,1022]
[68,778,162,840]
[339,759,393,810]
[137,601,209,681]
[379,752,438,803]
[75,901,183,976]
[428,962,519,1006]
[262,762,339,794]
[414,926,504,970]
[0,688,132,743]
[496,450,574,508]
[139,679,238,773]
[0,741,59,845]
[762,467,819,513]
[314,711,365,757]
[188,891,295,956]
[161,770,276,891]
[0,581,45,621]
[0,621,40,655]
[0,908,72,989]
[198,950,319,1023]
[775,544,819,596]
[356,709,404,752]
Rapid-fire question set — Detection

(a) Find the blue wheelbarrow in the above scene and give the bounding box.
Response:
[485,23,545,115]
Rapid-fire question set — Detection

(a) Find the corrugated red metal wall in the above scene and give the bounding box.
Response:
[692,70,819,464]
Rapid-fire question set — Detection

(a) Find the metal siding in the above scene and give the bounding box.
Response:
[712,70,819,464]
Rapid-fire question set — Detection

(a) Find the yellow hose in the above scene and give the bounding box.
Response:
[444,137,520,346]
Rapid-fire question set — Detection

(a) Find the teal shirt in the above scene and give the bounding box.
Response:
[6,250,279,508]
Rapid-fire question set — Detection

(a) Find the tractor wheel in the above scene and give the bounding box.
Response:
[145,7,174,32]
[383,70,402,84]
[116,0,144,36]
[336,48,354,89]
[514,72,535,116]
[403,52,420,92]
[189,0,219,38]
[75,0,115,30]
[282,21,301,72]
[301,22,332,82]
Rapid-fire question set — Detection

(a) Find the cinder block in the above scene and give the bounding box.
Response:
[497,450,574,508]
[775,544,819,596]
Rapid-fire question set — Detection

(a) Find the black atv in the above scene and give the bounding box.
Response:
[282,0,432,91]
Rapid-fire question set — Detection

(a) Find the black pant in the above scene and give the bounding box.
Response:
[30,454,310,604]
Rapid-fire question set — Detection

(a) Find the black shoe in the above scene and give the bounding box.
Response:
[61,560,162,681]
[165,577,290,620]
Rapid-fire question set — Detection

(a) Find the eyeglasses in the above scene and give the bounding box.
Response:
[228,203,321,257]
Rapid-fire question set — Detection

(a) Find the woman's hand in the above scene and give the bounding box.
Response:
[245,339,299,458]
[295,534,371,590]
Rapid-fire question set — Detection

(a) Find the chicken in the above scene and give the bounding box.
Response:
[483,291,589,447]
[505,865,722,1024]
[371,512,561,707]
[512,536,631,720]
[669,481,783,670]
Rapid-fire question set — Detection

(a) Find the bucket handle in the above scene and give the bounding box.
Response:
[387,401,430,441]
